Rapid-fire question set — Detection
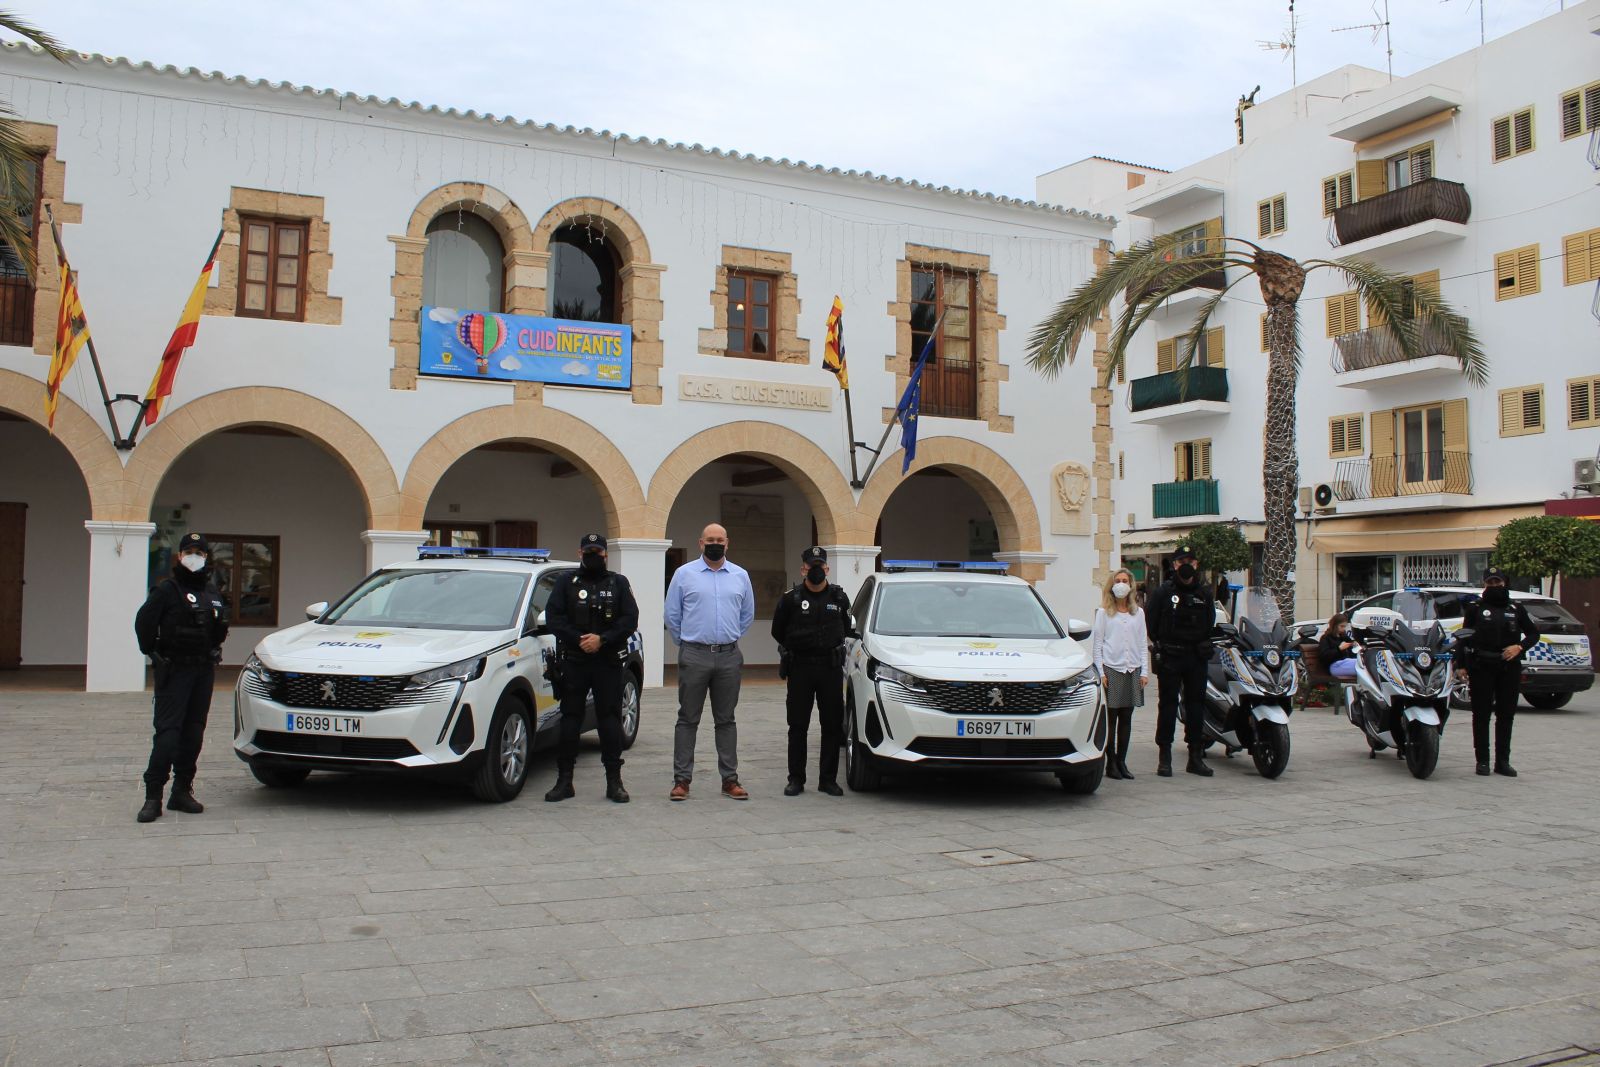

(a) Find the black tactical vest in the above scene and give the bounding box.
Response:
[1158,582,1214,645]
[157,579,225,656]
[781,583,850,653]
[565,570,621,640]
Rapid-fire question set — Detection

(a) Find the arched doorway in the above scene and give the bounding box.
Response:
[424,212,505,312]
[420,441,607,555]
[874,468,999,567]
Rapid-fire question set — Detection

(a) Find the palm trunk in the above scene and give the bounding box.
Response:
[1262,305,1300,622]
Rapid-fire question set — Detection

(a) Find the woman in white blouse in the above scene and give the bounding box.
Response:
[1091,568,1150,781]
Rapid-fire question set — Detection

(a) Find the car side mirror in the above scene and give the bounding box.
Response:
[1066,617,1092,642]
[528,610,549,636]
[846,612,858,636]
[305,601,328,622]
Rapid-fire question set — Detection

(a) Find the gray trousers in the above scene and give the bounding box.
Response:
[673,641,742,783]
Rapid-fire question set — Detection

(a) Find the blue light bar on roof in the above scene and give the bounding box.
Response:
[882,560,1010,573]
[417,546,552,560]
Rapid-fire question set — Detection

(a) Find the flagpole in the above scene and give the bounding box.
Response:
[126,227,225,448]
[842,383,861,488]
[45,208,130,445]
[856,309,945,486]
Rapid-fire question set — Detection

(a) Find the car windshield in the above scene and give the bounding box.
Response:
[323,568,529,631]
[1519,599,1582,629]
[872,582,1063,639]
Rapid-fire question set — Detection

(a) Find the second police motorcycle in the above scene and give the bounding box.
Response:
[1199,586,1298,779]
[1341,603,1460,780]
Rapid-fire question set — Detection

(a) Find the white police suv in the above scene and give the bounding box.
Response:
[233,547,644,802]
[842,561,1105,795]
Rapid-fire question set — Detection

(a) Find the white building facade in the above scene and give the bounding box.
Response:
[1039,1,1600,620]
[0,44,1116,691]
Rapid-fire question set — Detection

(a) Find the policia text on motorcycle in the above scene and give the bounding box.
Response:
[1145,545,1217,778]
[134,532,229,823]
[1454,566,1540,778]
[770,546,855,796]
[542,533,641,804]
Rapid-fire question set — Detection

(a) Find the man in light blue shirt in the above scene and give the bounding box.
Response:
[664,522,755,800]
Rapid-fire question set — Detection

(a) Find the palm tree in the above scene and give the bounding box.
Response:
[1027,231,1486,620]
[0,11,69,277]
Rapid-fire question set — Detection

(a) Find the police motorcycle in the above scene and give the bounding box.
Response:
[1200,586,1298,778]
[1344,606,1458,780]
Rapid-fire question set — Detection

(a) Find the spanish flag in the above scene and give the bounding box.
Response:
[144,230,223,427]
[45,237,92,431]
[823,295,848,389]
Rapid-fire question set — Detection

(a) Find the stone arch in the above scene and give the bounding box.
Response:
[531,197,664,406]
[857,436,1044,566]
[122,387,401,527]
[0,369,124,520]
[389,182,536,391]
[645,422,854,545]
[400,405,647,538]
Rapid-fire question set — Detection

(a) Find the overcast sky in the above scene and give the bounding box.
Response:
[22,0,1568,200]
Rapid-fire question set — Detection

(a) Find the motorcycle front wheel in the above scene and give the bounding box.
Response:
[1404,720,1440,780]
[1251,721,1291,779]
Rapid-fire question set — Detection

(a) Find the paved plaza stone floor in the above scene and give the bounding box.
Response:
[1,679,1599,1066]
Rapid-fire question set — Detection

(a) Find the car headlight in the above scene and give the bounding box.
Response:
[872,663,928,693]
[404,655,486,691]
[1058,669,1098,696]
[243,652,275,682]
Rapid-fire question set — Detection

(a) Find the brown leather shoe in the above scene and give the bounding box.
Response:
[721,778,749,800]
[669,779,690,801]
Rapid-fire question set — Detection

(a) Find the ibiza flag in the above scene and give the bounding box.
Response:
[823,296,848,389]
[45,237,91,430]
[894,332,936,474]
[144,230,223,427]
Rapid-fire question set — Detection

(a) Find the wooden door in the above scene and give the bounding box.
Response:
[0,502,24,669]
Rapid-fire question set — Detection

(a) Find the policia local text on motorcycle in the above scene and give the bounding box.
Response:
[542,533,641,804]
[134,532,230,823]
[771,546,855,797]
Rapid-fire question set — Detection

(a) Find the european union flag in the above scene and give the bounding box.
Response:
[895,332,935,474]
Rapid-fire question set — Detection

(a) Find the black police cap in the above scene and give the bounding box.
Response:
[1484,566,1507,581]
[178,532,210,555]
[580,533,607,550]
[1172,545,1198,562]
[801,546,827,564]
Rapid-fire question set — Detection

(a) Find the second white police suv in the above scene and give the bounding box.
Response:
[843,561,1107,795]
[233,547,644,802]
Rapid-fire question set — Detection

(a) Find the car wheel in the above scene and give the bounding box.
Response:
[843,696,882,793]
[250,763,309,788]
[1058,757,1104,795]
[471,694,531,802]
[1524,692,1571,711]
[619,672,642,749]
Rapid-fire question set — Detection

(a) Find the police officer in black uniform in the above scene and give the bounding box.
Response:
[771,546,853,796]
[134,532,229,823]
[543,533,640,804]
[1455,566,1539,777]
[1145,545,1217,778]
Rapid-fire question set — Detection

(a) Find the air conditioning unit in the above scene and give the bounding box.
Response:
[1576,457,1600,493]
[1298,486,1313,514]
[1312,483,1339,512]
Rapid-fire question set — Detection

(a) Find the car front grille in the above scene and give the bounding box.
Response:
[890,678,1094,716]
[905,736,1078,759]
[241,672,451,711]
[251,730,420,760]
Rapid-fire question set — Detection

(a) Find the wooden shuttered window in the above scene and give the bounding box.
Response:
[1156,328,1224,372]
[1369,408,1396,497]
[1560,81,1600,140]
[237,216,307,320]
[1259,313,1269,352]
[1441,398,1470,494]
[1257,195,1286,237]
[1356,159,1388,200]
[1202,216,1224,256]
[1498,386,1544,437]
[1494,245,1540,300]
[1174,439,1211,481]
[1571,376,1600,429]
[1329,414,1364,458]
[1156,338,1176,374]
[1368,269,1441,327]
[1564,228,1600,286]
[1491,108,1536,162]
[1322,172,1354,216]
[1325,291,1361,337]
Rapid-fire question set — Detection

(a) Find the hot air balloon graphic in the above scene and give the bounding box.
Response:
[457,313,506,375]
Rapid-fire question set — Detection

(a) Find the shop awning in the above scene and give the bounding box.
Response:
[1307,505,1542,554]
[1120,523,1265,549]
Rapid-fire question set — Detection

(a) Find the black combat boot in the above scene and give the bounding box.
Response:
[817,780,843,796]
[1476,750,1491,775]
[1186,745,1214,777]
[167,785,204,814]
[1118,755,1135,781]
[136,793,162,823]
[1105,756,1123,780]
[1157,745,1173,777]
[1494,751,1518,777]
[783,778,804,796]
[605,768,630,803]
[544,771,575,802]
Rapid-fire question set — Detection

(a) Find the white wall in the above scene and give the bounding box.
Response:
[0,422,90,664]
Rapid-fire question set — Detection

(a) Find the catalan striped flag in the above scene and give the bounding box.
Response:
[45,237,92,430]
[823,296,848,389]
[144,230,224,427]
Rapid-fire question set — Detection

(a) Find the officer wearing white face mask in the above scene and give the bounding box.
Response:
[133,532,229,823]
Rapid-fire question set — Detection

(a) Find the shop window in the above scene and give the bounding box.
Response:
[1498,385,1543,437]
[910,266,977,419]
[237,216,309,320]
[1561,80,1600,140]
[1494,244,1540,300]
[1257,194,1287,237]
[1491,107,1536,162]
[726,270,776,358]
[423,213,504,313]
[550,223,619,322]
[0,157,42,346]
[207,535,280,628]
[1321,171,1354,216]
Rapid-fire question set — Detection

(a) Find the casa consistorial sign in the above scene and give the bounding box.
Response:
[677,374,833,412]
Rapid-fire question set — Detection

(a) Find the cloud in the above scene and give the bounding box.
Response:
[499,354,522,371]
[560,360,591,377]
[427,307,459,324]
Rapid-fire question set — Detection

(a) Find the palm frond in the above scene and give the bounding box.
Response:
[0,10,69,62]
[1310,257,1487,387]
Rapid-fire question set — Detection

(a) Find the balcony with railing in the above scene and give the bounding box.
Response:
[1331,320,1466,389]
[1153,479,1221,519]
[1331,178,1471,255]
[1128,366,1229,425]
[1329,450,1473,511]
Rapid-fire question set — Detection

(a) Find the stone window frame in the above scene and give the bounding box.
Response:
[6,122,83,357]
[885,244,1010,433]
[697,246,807,365]
[205,188,341,326]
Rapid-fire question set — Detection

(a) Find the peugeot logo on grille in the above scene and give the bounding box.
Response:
[988,687,1004,708]
[320,680,336,702]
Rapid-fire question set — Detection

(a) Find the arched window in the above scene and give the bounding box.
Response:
[423,213,504,312]
[550,223,619,322]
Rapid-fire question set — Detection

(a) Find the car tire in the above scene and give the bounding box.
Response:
[619,671,642,749]
[1058,757,1104,795]
[470,694,532,803]
[250,763,309,788]
[843,697,882,793]
[1524,693,1571,711]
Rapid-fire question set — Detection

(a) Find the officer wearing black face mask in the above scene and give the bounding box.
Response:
[543,533,640,803]
[1455,566,1539,777]
[133,532,229,823]
[1145,545,1217,778]
[771,546,855,796]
